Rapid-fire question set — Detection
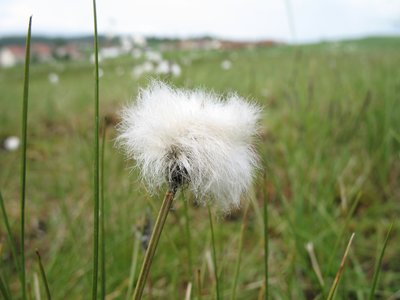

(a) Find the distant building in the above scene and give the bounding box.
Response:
[175,38,280,51]
[177,38,222,51]
[0,43,53,67]
[0,46,25,67]
[54,44,81,60]
[31,43,52,62]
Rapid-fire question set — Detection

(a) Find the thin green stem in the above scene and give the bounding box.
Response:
[197,269,202,300]
[133,190,175,300]
[20,16,32,300]
[231,203,250,300]
[207,205,220,300]
[35,250,51,300]
[263,171,269,300]
[368,223,393,300]
[0,191,21,276]
[327,193,361,276]
[100,124,107,300]
[327,233,355,300]
[183,194,193,279]
[126,232,140,300]
[92,0,100,299]
[0,274,11,300]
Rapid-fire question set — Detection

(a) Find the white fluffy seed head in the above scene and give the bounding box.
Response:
[117,81,261,212]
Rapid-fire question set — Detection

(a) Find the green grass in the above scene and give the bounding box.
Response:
[0,37,399,299]
[20,16,32,300]
[36,250,52,300]
[91,0,100,299]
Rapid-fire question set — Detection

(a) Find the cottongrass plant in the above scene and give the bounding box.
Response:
[117,81,261,298]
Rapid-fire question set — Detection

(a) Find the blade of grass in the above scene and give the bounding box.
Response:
[326,233,355,300]
[184,282,192,300]
[197,268,202,300]
[20,16,32,300]
[126,232,140,300]
[100,124,107,300]
[368,223,394,300]
[0,274,12,300]
[327,193,361,275]
[305,242,325,289]
[33,272,41,300]
[230,202,250,300]
[183,192,193,280]
[0,191,21,275]
[92,0,100,299]
[263,170,269,300]
[133,190,176,299]
[35,250,51,300]
[207,205,220,300]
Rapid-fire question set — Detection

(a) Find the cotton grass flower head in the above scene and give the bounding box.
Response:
[117,81,261,212]
[48,72,59,84]
[2,136,20,151]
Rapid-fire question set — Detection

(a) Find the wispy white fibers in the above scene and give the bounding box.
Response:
[117,81,261,212]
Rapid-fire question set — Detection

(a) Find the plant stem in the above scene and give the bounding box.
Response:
[231,203,250,300]
[326,193,360,277]
[326,233,355,300]
[133,190,175,300]
[197,269,202,300]
[263,171,269,300]
[35,250,52,300]
[0,274,11,300]
[100,124,107,300]
[126,232,140,300]
[92,0,100,299]
[183,194,193,279]
[207,205,220,300]
[368,223,393,300]
[21,16,32,300]
[0,191,21,276]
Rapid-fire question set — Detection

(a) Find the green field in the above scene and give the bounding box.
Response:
[1,37,399,299]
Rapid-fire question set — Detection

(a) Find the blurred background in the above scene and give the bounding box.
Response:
[0,1,399,299]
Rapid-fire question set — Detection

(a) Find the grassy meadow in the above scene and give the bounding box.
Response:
[0,37,399,299]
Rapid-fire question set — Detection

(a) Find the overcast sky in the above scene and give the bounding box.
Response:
[0,0,399,43]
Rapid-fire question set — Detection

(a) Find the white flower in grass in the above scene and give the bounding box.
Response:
[117,81,261,212]
[145,51,162,63]
[170,63,181,77]
[3,136,20,151]
[48,73,59,84]
[155,60,170,74]
[132,62,154,78]
[221,60,232,70]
